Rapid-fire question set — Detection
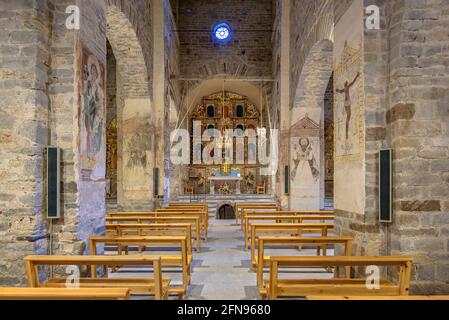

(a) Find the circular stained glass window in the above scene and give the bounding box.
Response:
[213,23,231,41]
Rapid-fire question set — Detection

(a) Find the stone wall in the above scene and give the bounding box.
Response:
[386,0,449,294]
[0,0,52,286]
[290,0,334,105]
[176,0,273,78]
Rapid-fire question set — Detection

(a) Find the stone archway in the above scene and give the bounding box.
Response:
[106,5,154,211]
[290,39,333,211]
[216,201,236,220]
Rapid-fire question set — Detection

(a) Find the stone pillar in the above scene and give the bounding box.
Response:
[0,0,52,286]
[278,0,290,209]
[153,0,168,204]
[386,0,449,294]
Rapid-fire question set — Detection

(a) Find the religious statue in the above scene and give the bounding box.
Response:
[245,172,256,189]
[192,105,205,118]
[197,173,206,193]
[246,105,257,118]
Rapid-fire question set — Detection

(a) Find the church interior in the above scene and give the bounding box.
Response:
[0,0,448,301]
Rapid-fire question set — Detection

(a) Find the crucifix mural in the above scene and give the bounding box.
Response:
[336,72,360,140]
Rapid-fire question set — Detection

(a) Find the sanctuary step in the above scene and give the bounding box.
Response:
[171,194,277,219]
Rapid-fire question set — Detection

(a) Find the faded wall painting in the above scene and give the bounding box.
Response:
[334,42,363,157]
[333,0,366,215]
[79,45,106,182]
[290,109,321,210]
[122,98,154,196]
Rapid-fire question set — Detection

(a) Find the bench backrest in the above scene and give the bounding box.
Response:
[24,255,164,299]
[0,287,130,300]
[256,236,353,287]
[106,216,200,228]
[90,236,189,268]
[250,223,335,263]
[266,256,413,299]
[305,296,449,300]
[105,223,193,254]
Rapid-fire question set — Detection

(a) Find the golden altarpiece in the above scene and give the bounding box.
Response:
[187,92,265,195]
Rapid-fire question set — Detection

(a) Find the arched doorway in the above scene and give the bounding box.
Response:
[217,205,235,220]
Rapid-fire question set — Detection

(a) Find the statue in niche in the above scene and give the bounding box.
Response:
[197,173,206,192]
[245,171,256,189]
[192,105,205,118]
[291,137,319,182]
[336,72,360,140]
[246,105,257,118]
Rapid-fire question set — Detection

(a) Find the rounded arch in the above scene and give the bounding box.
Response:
[106,5,151,98]
[292,39,334,110]
[106,4,154,211]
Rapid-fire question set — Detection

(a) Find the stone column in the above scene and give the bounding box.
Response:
[153,0,168,204]
[278,0,291,209]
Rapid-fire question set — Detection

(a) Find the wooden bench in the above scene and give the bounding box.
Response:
[241,210,335,231]
[235,203,279,225]
[168,204,208,211]
[255,236,353,288]
[305,295,449,300]
[260,256,413,300]
[90,236,191,299]
[105,223,196,253]
[25,255,170,300]
[157,208,208,239]
[250,223,334,264]
[0,287,130,300]
[106,216,201,252]
[243,215,335,250]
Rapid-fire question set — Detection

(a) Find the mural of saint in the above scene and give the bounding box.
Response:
[291,137,319,182]
[83,55,104,158]
[79,45,106,182]
[126,132,151,168]
[336,72,360,140]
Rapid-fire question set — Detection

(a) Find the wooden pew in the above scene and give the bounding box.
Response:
[241,210,335,231]
[90,236,191,299]
[105,223,196,253]
[250,223,334,264]
[168,204,208,212]
[106,216,201,252]
[305,295,449,300]
[255,236,353,288]
[235,203,279,225]
[25,255,170,300]
[260,256,413,300]
[0,287,130,300]
[243,215,335,250]
[157,208,208,240]
[166,204,208,228]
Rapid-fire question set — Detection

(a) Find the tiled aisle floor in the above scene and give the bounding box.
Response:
[185,219,259,300]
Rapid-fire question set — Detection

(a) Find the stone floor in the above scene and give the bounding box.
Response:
[110,216,334,300]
